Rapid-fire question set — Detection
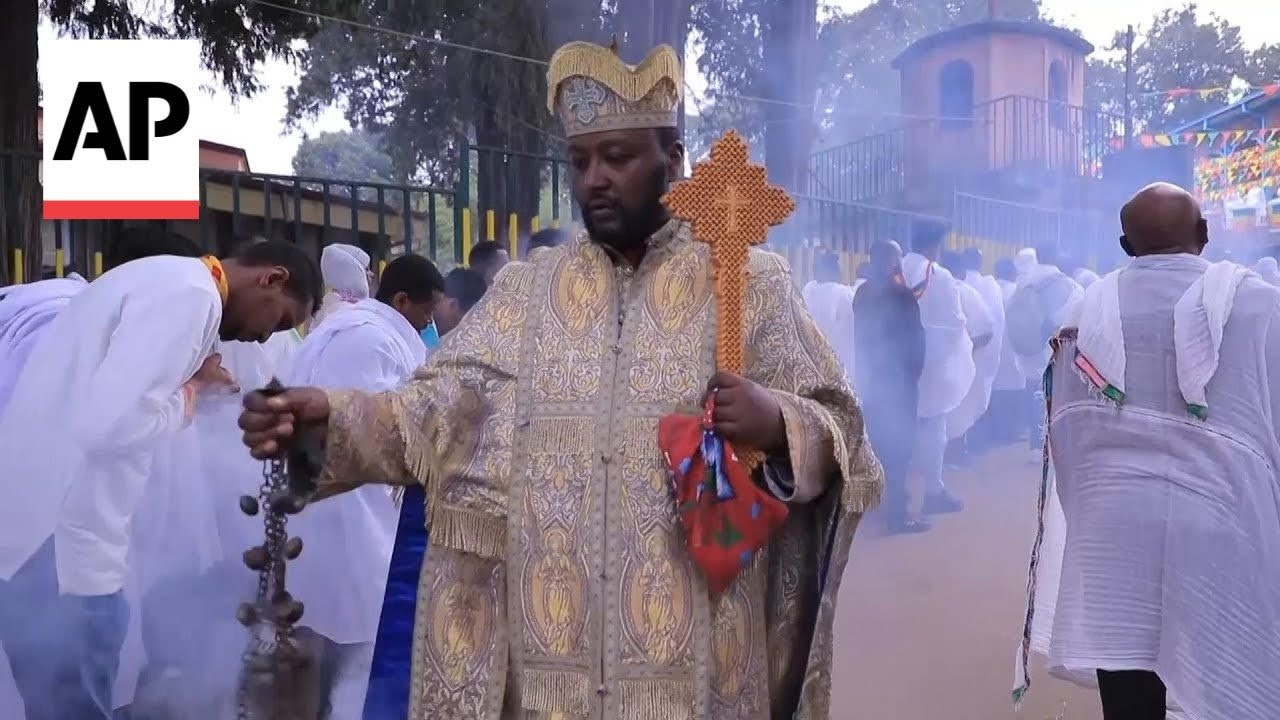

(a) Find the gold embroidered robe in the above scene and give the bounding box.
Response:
[315,220,883,719]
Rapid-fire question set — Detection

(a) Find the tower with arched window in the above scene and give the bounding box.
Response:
[889,19,1097,211]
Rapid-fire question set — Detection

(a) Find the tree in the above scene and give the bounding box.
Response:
[287,0,610,236]
[1086,3,1280,133]
[0,0,357,284]
[292,129,397,192]
[691,0,824,190]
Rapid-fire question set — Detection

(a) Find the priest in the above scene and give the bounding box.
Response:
[240,40,880,719]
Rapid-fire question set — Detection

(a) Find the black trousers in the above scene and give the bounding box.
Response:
[1097,669,1167,720]
[862,394,916,525]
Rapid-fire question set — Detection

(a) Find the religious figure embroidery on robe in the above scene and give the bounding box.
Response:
[529,527,584,656]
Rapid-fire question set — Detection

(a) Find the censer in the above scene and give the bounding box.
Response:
[234,379,322,720]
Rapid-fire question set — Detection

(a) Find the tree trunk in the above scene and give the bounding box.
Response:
[617,0,656,60]
[0,0,43,284]
[759,0,818,193]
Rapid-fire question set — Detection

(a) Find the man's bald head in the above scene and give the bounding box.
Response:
[1119,182,1207,257]
[869,239,903,277]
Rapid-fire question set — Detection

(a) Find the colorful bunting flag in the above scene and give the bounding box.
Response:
[1123,127,1280,148]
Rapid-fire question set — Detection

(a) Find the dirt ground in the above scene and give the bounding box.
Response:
[828,444,1102,720]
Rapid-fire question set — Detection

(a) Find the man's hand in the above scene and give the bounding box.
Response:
[705,371,787,453]
[239,387,331,460]
[190,354,238,394]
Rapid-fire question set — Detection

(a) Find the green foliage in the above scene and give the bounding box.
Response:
[1086,4,1280,132]
[292,129,396,187]
[42,0,361,97]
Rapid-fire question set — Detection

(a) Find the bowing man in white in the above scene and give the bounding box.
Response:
[311,242,372,330]
[285,253,445,718]
[0,241,320,720]
[1018,183,1280,720]
[801,248,859,383]
[901,221,971,514]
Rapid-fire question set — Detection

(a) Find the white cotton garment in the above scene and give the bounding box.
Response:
[0,256,221,596]
[901,253,975,419]
[1031,252,1280,720]
[313,243,371,328]
[947,279,996,439]
[1012,265,1084,383]
[1073,268,1101,288]
[1069,268,1125,394]
[1173,260,1251,415]
[802,280,859,384]
[1253,257,1280,287]
[0,275,89,414]
[993,279,1024,392]
[285,298,425,645]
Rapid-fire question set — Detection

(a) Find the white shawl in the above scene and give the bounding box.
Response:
[902,253,975,419]
[802,280,859,383]
[0,276,89,414]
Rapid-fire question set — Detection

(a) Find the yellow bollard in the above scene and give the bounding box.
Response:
[55,249,65,278]
[508,213,518,259]
[485,210,495,242]
[531,216,541,233]
[93,252,103,279]
[462,209,473,267]
[13,249,23,284]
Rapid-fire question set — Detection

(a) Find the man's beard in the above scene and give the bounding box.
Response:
[581,165,669,250]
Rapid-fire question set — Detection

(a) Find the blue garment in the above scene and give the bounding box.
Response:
[419,323,440,350]
[362,485,427,720]
[0,540,128,720]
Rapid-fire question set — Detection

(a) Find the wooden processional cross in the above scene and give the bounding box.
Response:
[663,130,796,375]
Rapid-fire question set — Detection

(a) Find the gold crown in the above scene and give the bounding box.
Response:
[547,41,682,137]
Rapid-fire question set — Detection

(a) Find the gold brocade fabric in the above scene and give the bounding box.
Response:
[319,220,883,719]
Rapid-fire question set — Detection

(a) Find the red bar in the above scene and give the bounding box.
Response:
[43,200,200,220]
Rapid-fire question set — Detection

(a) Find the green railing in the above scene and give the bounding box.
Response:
[454,142,575,261]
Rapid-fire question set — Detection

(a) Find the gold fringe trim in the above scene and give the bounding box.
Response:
[616,678,695,720]
[845,476,884,515]
[546,42,683,111]
[429,505,507,559]
[520,668,591,716]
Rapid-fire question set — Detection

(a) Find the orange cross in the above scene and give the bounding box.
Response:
[663,130,795,374]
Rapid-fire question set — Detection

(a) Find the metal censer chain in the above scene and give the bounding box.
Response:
[235,379,313,720]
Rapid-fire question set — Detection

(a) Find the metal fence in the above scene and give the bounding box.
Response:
[806,127,907,204]
[456,144,575,262]
[978,95,1121,178]
[806,95,1123,207]
[0,148,463,282]
[197,169,459,267]
[952,190,1112,266]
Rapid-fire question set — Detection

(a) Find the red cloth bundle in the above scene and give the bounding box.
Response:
[658,395,788,596]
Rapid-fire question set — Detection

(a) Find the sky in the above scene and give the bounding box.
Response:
[36,1,1279,176]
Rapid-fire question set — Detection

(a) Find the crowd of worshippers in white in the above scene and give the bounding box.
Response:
[0,227,514,719]
[801,181,1280,720]
[1,179,1278,720]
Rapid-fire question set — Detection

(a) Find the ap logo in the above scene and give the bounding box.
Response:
[42,39,200,220]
